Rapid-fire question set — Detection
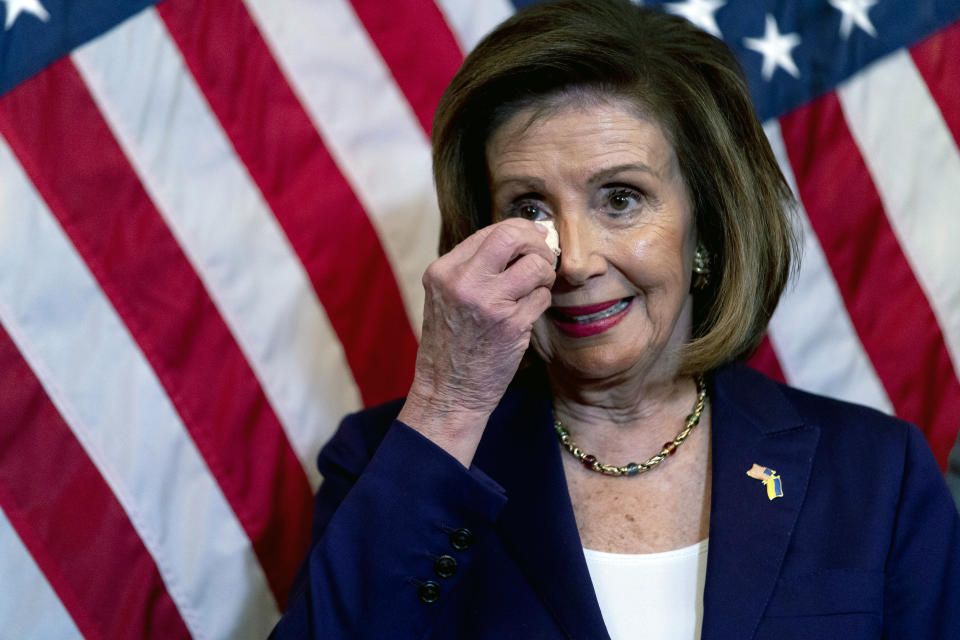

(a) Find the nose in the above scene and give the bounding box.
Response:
[555,215,607,287]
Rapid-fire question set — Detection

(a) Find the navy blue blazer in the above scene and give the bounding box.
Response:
[271,364,960,639]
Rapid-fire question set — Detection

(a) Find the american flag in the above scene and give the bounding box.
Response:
[0,0,957,637]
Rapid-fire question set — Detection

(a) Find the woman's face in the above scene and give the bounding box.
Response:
[487,98,697,383]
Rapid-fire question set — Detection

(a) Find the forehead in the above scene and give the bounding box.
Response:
[485,98,680,183]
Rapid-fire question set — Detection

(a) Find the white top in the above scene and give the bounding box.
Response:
[583,539,709,640]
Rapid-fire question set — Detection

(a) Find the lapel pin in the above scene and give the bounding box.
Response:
[746,463,784,500]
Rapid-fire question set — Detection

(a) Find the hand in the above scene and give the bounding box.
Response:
[398,218,557,466]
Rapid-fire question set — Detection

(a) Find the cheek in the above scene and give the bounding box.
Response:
[615,229,691,290]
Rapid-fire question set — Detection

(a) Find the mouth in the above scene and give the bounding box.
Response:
[548,297,633,337]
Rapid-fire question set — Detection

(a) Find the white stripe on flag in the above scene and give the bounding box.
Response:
[0,508,84,640]
[837,50,960,372]
[435,0,514,51]
[764,120,893,412]
[0,137,278,640]
[72,8,362,487]
[244,0,441,335]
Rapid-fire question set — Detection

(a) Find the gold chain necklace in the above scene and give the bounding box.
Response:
[553,374,707,477]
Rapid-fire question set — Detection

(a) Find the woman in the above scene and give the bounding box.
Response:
[272,1,960,638]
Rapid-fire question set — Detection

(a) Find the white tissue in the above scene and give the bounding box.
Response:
[536,220,561,269]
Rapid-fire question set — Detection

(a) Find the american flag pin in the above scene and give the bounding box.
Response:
[746,463,784,500]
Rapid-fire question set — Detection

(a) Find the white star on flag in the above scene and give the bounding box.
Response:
[743,13,802,80]
[1,0,50,30]
[665,0,727,38]
[828,0,879,39]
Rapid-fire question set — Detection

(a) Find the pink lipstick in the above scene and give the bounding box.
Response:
[549,297,633,338]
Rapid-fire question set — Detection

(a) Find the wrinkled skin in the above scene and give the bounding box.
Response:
[398,218,557,465]
[400,98,697,468]
[488,100,697,412]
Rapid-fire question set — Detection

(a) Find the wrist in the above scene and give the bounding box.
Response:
[397,391,491,468]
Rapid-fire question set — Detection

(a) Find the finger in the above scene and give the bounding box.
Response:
[448,218,551,267]
[468,220,557,275]
[500,252,556,301]
[445,217,537,259]
[422,222,536,291]
[514,285,554,326]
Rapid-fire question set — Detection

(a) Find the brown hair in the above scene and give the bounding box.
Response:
[432,0,798,373]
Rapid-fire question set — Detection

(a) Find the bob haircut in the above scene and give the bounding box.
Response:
[432,0,799,374]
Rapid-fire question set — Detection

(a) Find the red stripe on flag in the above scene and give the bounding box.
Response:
[0,60,312,604]
[910,20,960,147]
[349,0,464,136]
[0,322,191,640]
[156,0,418,407]
[746,335,787,385]
[779,93,960,468]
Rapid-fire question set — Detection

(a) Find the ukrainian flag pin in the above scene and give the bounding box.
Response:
[747,463,784,500]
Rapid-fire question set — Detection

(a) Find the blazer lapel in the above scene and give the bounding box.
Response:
[700,365,819,640]
[475,384,610,640]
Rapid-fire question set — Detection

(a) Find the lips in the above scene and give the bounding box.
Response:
[548,297,633,337]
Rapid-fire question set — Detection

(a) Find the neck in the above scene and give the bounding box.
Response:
[548,366,702,459]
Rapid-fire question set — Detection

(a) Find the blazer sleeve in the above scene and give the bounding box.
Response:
[882,424,960,637]
[270,415,508,640]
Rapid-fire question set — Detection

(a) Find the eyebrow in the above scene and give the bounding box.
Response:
[588,162,662,183]
[491,162,661,194]
[490,176,546,194]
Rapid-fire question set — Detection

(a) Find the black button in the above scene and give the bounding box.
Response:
[434,554,458,579]
[418,580,441,604]
[449,528,473,551]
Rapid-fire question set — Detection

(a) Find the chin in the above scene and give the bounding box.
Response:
[533,319,682,384]
[546,342,648,382]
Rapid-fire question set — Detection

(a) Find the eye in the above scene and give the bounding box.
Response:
[610,192,632,211]
[505,196,550,221]
[602,186,643,216]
